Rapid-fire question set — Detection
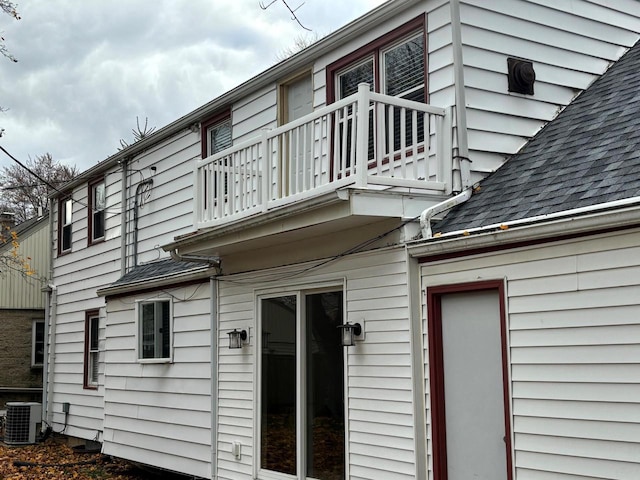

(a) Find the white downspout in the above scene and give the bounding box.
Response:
[45,283,57,427]
[420,188,472,238]
[120,159,128,277]
[210,277,218,480]
[450,0,472,190]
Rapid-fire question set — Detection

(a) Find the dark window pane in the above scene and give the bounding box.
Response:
[261,296,297,476]
[161,301,170,358]
[209,119,232,155]
[34,322,45,365]
[338,59,374,98]
[62,225,72,251]
[141,303,155,359]
[93,211,105,240]
[306,291,344,480]
[384,35,424,97]
[90,317,99,350]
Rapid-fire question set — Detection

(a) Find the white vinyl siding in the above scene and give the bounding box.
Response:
[217,248,419,480]
[457,0,640,182]
[421,228,640,479]
[103,283,212,479]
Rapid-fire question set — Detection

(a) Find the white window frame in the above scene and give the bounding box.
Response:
[59,197,73,253]
[31,320,45,367]
[89,179,106,243]
[254,281,347,480]
[136,298,173,364]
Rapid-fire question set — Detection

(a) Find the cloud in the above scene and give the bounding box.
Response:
[0,0,386,173]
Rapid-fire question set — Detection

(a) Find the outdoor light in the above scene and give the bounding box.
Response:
[228,329,248,349]
[337,322,362,347]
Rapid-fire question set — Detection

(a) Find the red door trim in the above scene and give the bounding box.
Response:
[427,280,513,480]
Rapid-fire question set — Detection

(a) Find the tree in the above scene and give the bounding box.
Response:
[0,153,78,223]
[275,32,320,61]
[0,0,19,63]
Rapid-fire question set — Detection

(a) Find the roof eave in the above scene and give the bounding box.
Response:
[55,0,417,195]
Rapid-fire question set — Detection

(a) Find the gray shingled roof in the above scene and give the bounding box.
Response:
[110,259,209,287]
[435,40,640,234]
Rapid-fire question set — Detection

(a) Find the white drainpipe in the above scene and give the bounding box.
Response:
[420,188,473,239]
[45,283,57,427]
[450,0,472,190]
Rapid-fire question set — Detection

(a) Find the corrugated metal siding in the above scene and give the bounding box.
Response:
[421,228,640,479]
[217,248,420,480]
[0,218,49,309]
[102,283,212,479]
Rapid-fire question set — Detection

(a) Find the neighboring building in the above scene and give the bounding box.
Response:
[45,1,640,479]
[0,213,49,408]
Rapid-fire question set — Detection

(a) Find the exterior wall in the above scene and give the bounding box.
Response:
[50,171,122,439]
[0,217,49,309]
[217,247,423,480]
[0,309,44,409]
[49,128,201,442]
[102,282,212,479]
[0,219,48,408]
[459,0,640,181]
[420,227,640,478]
[123,127,200,267]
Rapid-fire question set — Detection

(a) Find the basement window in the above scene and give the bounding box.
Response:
[137,299,172,362]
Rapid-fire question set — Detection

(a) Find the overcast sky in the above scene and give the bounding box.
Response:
[0,0,386,174]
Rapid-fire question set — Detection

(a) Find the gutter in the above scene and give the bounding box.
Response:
[44,284,57,427]
[409,197,640,258]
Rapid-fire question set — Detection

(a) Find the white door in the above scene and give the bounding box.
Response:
[284,74,313,194]
[438,289,510,480]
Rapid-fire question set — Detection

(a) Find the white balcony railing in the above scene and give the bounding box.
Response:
[195,83,452,228]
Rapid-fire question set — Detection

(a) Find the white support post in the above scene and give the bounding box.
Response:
[442,106,454,194]
[194,161,203,227]
[355,83,370,188]
[261,129,270,212]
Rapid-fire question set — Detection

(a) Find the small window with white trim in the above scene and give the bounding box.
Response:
[31,320,45,367]
[137,299,172,362]
[84,311,99,388]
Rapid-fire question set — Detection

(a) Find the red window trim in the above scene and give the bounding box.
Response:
[57,195,72,256]
[426,280,513,480]
[83,310,100,390]
[325,14,427,104]
[87,177,105,247]
[200,109,232,159]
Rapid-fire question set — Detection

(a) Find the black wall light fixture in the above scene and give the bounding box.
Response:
[507,57,536,95]
[228,328,248,349]
[337,322,363,347]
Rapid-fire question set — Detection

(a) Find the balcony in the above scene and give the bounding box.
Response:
[194,84,452,231]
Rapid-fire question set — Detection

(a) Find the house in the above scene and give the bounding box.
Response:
[45,0,640,479]
[0,212,49,409]
[407,35,640,479]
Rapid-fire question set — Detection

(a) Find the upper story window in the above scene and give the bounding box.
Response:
[58,197,73,254]
[328,16,426,103]
[137,299,172,362]
[200,110,232,159]
[89,179,106,245]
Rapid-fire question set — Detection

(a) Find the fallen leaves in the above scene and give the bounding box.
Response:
[0,437,175,479]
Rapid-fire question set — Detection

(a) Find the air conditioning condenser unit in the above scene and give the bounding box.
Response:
[5,402,41,445]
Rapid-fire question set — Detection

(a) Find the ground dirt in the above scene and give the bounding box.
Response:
[0,437,189,479]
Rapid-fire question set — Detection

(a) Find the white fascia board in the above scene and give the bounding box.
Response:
[407,204,640,258]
